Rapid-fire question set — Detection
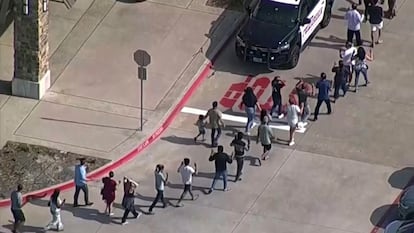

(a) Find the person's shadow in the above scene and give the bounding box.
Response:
[166,182,209,195]
[29,198,112,224]
[2,222,45,233]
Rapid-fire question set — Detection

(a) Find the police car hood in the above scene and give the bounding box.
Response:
[240,18,294,48]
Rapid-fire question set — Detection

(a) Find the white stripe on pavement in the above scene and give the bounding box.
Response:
[181,106,306,133]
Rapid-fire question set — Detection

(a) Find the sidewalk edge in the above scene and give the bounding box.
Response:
[0,12,245,208]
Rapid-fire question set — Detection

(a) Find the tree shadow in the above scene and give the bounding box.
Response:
[161,135,210,147]
[370,204,399,229]
[388,167,414,190]
[115,0,146,3]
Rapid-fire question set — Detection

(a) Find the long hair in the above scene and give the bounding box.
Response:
[51,189,60,205]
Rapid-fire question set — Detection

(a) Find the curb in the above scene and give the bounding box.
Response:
[0,11,246,208]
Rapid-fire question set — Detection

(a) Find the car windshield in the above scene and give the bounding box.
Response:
[252,1,299,26]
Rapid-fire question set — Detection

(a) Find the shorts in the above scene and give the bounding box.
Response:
[183,184,192,192]
[288,120,298,128]
[11,209,25,223]
[371,21,383,32]
[199,128,206,134]
[262,144,271,153]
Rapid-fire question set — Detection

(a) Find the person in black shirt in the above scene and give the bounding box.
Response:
[295,80,313,125]
[368,0,384,47]
[270,76,286,119]
[207,145,233,194]
[241,87,261,134]
[332,60,350,102]
[230,132,249,182]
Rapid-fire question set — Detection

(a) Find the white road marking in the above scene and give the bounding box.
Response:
[181,106,306,133]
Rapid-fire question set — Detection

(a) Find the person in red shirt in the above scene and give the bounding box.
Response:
[101,171,118,216]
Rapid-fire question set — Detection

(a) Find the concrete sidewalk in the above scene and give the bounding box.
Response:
[0,0,242,161]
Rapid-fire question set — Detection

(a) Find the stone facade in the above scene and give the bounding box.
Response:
[12,0,50,99]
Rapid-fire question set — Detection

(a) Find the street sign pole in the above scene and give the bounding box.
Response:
[133,49,151,132]
[140,68,143,131]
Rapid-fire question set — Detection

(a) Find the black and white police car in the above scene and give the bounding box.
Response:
[235,0,335,69]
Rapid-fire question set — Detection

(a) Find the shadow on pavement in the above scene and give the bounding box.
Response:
[2,223,45,233]
[116,0,146,3]
[388,167,414,190]
[30,198,112,224]
[166,182,209,195]
[370,204,399,229]
[161,135,210,148]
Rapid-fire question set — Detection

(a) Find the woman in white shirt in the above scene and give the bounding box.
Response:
[286,98,301,146]
[45,189,65,231]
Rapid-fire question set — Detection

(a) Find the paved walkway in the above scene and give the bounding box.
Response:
[0,0,414,232]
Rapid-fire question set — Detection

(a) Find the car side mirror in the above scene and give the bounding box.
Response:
[301,18,311,25]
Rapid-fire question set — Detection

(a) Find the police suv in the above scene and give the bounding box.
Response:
[235,0,335,69]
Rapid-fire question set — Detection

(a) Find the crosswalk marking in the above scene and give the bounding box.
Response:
[181,106,307,133]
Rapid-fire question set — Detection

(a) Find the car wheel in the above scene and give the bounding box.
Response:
[286,45,300,69]
[320,6,332,28]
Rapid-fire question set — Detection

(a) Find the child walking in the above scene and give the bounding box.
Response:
[194,115,206,142]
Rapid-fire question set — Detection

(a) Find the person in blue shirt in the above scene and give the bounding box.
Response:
[73,158,93,207]
[313,73,332,121]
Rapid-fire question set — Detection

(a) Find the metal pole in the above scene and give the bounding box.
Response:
[140,72,143,131]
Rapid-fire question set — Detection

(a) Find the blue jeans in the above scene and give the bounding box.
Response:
[210,170,228,191]
[355,68,368,90]
[245,107,255,132]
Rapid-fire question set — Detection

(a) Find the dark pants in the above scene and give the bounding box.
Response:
[11,209,25,232]
[314,99,332,120]
[361,0,371,19]
[211,128,222,146]
[177,184,194,203]
[149,190,166,212]
[347,29,362,46]
[388,0,396,16]
[334,82,348,99]
[210,170,228,191]
[74,184,89,206]
[121,204,139,223]
[235,158,244,181]
[271,95,282,116]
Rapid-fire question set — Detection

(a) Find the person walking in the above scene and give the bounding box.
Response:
[176,158,198,207]
[256,116,274,160]
[101,171,117,216]
[230,132,250,181]
[345,3,364,46]
[73,158,93,207]
[11,184,26,233]
[387,0,396,19]
[339,42,357,84]
[207,145,233,194]
[359,0,373,21]
[121,177,142,225]
[241,87,261,134]
[44,189,65,231]
[204,101,225,147]
[286,98,301,146]
[148,164,168,214]
[295,80,313,126]
[194,115,206,142]
[270,76,286,119]
[332,60,350,101]
[354,47,374,92]
[313,73,332,121]
[368,0,384,47]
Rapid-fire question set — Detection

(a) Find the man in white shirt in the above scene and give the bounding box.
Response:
[176,158,198,207]
[345,3,364,46]
[339,42,357,83]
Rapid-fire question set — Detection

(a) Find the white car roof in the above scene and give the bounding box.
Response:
[269,0,301,6]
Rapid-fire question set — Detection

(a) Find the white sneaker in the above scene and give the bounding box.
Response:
[278,114,284,119]
[289,141,295,146]
[302,122,308,127]
[122,221,129,225]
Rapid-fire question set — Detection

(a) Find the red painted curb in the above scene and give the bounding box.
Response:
[0,15,244,207]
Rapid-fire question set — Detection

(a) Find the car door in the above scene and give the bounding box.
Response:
[300,0,326,45]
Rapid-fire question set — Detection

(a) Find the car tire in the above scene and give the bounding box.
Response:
[286,44,300,69]
[320,5,332,28]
